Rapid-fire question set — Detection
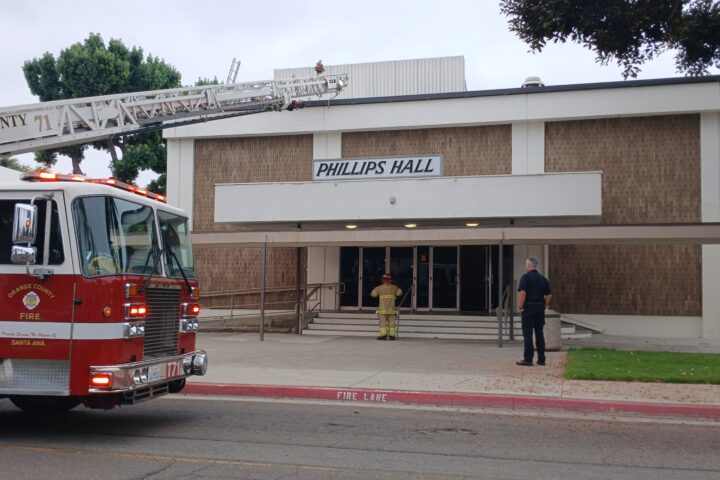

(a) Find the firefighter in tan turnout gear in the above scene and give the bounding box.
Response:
[370,273,402,340]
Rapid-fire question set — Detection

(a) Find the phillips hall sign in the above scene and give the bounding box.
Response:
[313,156,443,181]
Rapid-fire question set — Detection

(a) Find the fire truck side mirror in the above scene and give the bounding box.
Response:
[11,245,37,265]
[12,203,38,245]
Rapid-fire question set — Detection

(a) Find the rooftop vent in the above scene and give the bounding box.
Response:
[521,76,545,88]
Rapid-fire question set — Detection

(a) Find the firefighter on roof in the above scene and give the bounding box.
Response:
[370,273,402,340]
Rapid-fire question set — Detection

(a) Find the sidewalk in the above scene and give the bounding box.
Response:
[184,332,720,421]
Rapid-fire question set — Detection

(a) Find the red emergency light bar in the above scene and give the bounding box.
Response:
[21,171,166,203]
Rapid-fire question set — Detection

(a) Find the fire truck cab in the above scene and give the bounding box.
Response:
[0,172,207,411]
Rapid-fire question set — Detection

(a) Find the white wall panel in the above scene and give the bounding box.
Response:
[166,138,195,227]
[215,172,601,223]
[511,121,545,174]
[165,83,720,140]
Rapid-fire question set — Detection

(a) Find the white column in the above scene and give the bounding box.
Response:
[512,122,546,310]
[307,132,343,310]
[513,245,546,312]
[512,121,545,174]
[307,247,341,310]
[166,138,195,229]
[313,132,342,160]
[701,113,720,338]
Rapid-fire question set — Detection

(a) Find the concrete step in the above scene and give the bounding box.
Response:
[312,318,521,328]
[306,323,576,334]
[317,312,500,321]
[307,324,524,335]
[300,329,512,340]
[304,313,584,340]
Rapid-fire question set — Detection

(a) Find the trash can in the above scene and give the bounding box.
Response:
[544,314,562,351]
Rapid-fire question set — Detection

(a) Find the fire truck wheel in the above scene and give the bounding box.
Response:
[9,395,80,413]
[168,378,186,393]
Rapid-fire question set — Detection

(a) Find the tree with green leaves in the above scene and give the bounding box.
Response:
[0,156,31,172]
[23,33,181,192]
[195,76,220,86]
[500,0,720,78]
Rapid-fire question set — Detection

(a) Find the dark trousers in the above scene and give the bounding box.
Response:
[521,306,546,363]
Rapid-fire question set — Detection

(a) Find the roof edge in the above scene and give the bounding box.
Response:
[304,75,720,107]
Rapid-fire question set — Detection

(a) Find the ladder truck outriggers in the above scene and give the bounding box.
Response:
[0,69,348,412]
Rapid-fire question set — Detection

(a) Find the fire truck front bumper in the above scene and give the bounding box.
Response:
[88,350,208,394]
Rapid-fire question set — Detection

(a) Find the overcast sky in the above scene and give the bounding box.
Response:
[2,0,715,184]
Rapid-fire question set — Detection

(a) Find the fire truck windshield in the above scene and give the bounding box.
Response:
[158,210,195,279]
[73,196,160,277]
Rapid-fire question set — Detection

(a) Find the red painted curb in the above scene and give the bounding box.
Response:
[183,383,720,420]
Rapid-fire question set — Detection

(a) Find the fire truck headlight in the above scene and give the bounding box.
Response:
[140,367,148,383]
[124,322,145,338]
[133,369,143,385]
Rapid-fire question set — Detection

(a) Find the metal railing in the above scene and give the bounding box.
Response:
[497,283,516,347]
[298,282,345,331]
[200,282,345,335]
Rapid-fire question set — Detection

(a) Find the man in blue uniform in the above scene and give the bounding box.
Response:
[516,257,552,366]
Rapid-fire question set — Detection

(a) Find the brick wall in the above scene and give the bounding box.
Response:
[193,136,312,296]
[189,118,702,317]
[193,136,313,233]
[342,126,512,175]
[545,115,701,315]
[195,245,306,308]
[192,128,511,303]
[548,244,701,316]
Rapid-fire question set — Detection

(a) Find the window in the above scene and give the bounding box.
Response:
[158,210,195,278]
[0,199,64,265]
[73,196,158,277]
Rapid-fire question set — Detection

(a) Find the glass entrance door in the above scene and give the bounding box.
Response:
[432,246,458,309]
[413,246,458,311]
[389,247,413,308]
[416,246,430,309]
[339,246,459,311]
[360,247,386,309]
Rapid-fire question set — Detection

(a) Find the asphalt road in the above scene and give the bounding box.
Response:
[1,395,719,480]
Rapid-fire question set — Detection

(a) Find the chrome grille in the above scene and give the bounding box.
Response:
[144,286,180,358]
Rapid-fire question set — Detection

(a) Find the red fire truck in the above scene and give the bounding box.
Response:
[0,67,348,411]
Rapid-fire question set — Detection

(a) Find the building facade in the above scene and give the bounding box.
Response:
[164,58,720,339]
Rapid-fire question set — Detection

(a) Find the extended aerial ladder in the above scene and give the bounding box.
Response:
[0,69,348,155]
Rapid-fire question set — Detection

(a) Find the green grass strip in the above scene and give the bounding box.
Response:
[564,348,720,384]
